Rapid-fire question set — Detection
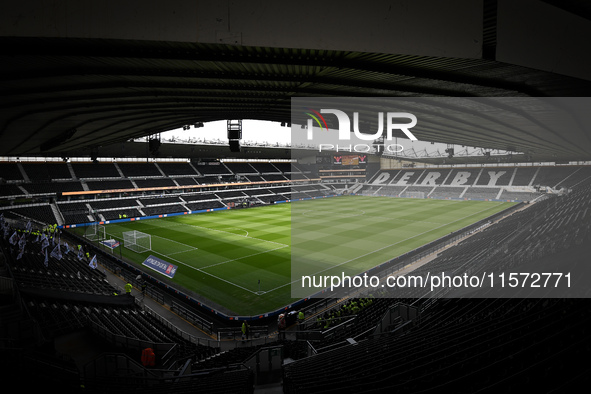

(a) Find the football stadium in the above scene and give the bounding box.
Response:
[1,2,590,393]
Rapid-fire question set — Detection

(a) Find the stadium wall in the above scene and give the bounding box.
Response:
[60,194,341,229]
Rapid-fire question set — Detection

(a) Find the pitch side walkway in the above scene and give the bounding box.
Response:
[100,262,217,340]
[99,261,286,350]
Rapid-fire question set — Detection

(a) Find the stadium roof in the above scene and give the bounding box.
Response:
[1,35,591,162]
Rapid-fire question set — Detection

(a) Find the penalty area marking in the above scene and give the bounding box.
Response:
[167,221,288,247]
[155,243,288,294]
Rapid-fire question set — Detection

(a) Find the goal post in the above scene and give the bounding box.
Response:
[123,230,152,253]
[85,223,106,241]
[400,191,425,199]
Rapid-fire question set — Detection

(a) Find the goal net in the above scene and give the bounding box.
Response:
[85,223,106,241]
[123,230,152,253]
[400,191,425,199]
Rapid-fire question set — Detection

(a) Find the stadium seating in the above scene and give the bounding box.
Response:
[283,297,589,393]
[157,162,198,176]
[362,166,591,201]
[174,177,200,186]
[182,193,219,202]
[249,162,281,173]
[139,195,183,206]
[224,162,258,174]
[87,198,139,210]
[0,163,25,181]
[117,163,162,178]
[1,164,590,393]
[21,163,73,181]
[20,181,83,195]
[0,184,26,197]
[86,179,134,190]
[511,166,538,186]
[461,187,501,200]
[428,186,464,199]
[58,202,92,224]
[497,189,541,201]
[71,162,120,179]
[134,178,177,188]
[186,201,225,211]
[244,175,265,182]
[554,165,591,189]
[100,208,143,220]
[3,205,57,224]
[194,163,232,175]
[527,166,578,189]
[142,204,187,216]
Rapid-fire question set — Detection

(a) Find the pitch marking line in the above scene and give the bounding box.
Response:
[263,202,509,295]
[150,234,199,255]
[296,200,466,225]
[167,221,289,247]
[104,230,197,255]
[155,252,259,294]
[149,233,288,294]
[198,244,289,270]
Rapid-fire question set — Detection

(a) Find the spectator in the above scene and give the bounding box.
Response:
[277,313,286,340]
[141,348,155,367]
[125,282,133,296]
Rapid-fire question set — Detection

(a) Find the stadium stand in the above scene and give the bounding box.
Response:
[4,4,591,392]
[86,179,134,191]
[497,189,541,201]
[3,205,57,224]
[21,163,73,181]
[194,163,232,175]
[244,175,265,182]
[187,200,226,211]
[139,196,183,206]
[71,163,120,179]
[117,163,162,178]
[362,166,591,201]
[262,174,288,182]
[134,178,178,188]
[157,162,199,176]
[182,193,219,202]
[0,163,25,181]
[428,186,465,199]
[21,182,83,195]
[174,177,200,186]
[87,198,139,210]
[0,163,588,229]
[511,166,539,186]
[283,298,589,393]
[1,163,590,393]
[142,204,187,216]
[0,184,25,197]
[531,166,577,189]
[58,202,92,224]
[224,162,258,174]
[199,175,235,184]
[461,186,501,200]
[249,162,281,173]
[100,208,143,220]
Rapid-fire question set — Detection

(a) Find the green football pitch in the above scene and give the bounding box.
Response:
[76,196,516,316]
